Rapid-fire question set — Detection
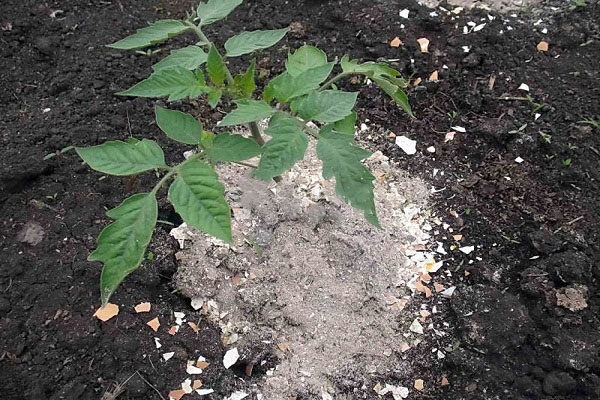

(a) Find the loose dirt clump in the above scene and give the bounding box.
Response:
[172,140,432,398]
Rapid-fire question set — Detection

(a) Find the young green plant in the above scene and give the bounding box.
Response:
[75,0,413,305]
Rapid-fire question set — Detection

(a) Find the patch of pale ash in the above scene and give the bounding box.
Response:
[172,139,434,399]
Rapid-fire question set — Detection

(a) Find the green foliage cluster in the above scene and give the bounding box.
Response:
[76,0,412,304]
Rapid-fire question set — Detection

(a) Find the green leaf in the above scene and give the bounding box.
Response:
[340,56,412,117]
[225,28,288,57]
[168,160,232,242]
[205,133,263,162]
[263,62,334,103]
[107,20,189,50]
[76,140,166,176]
[154,106,202,145]
[206,45,228,86]
[292,90,357,123]
[253,114,308,181]
[233,60,256,98]
[286,45,327,76]
[325,112,356,136]
[118,67,208,101]
[372,77,413,118]
[317,130,378,226]
[152,46,208,71]
[219,99,274,126]
[207,88,222,108]
[89,193,158,304]
[340,56,402,81]
[196,0,243,26]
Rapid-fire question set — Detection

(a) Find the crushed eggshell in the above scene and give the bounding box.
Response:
[441,286,457,298]
[399,9,410,19]
[453,234,463,241]
[390,37,403,47]
[400,342,411,352]
[459,246,475,254]
[537,41,549,52]
[168,325,179,335]
[163,352,175,361]
[190,297,203,310]
[187,360,204,375]
[223,348,240,369]
[197,388,215,396]
[169,389,186,400]
[134,302,151,313]
[197,361,210,369]
[434,283,445,292]
[379,384,409,399]
[417,38,430,53]
[226,391,249,400]
[395,136,417,155]
[277,342,291,352]
[414,379,425,391]
[146,317,160,332]
[518,83,530,92]
[445,131,456,142]
[409,318,424,334]
[181,379,193,394]
[93,303,119,322]
[451,126,466,133]
[415,280,432,298]
[441,376,450,386]
[413,77,422,86]
[426,260,443,273]
[154,337,162,349]
[193,380,203,390]
[429,70,439,81]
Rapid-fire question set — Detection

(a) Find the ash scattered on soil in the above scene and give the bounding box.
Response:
[172,140,433,398]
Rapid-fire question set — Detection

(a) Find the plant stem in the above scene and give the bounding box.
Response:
[150,153,203,196]
[183,21,209,45]
[150,168,177,196]
[232,160,258,169]
[249,122,265,146]
[318,72,349,91]
[184,20,266,146]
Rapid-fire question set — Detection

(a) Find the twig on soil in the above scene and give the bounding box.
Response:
[148,355,157,372]
[136,372,166,400]
[101,371,136,400]
[497,96,530,101]
[3,278,12,292]
[553,215,584,233]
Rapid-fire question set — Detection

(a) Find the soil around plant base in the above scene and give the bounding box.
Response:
[0,0,599,399]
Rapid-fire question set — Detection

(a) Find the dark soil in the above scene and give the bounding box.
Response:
[1,0,598,399]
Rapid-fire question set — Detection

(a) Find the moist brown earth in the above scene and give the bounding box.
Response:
[1,0,599,399]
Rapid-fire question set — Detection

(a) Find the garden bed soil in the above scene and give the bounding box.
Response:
[1,0,599,399]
